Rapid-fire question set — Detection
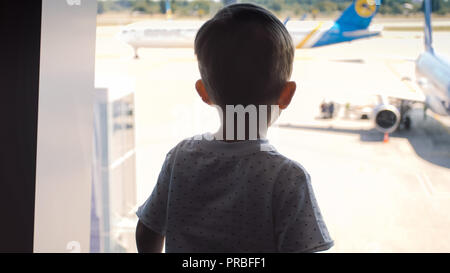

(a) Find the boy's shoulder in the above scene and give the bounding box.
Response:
[166,133,310,181]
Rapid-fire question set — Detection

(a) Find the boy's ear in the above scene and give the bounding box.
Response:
[277,81,296,110]
[195,79,213,105]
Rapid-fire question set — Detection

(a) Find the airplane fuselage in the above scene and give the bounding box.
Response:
[118,20,381,50]
[119,1,380,54]
[416,51,450,116]
[119,22,200,48]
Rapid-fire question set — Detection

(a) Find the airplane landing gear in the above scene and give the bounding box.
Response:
[423,104,428,120]
[399,101,412,130]
[403,115,411,130]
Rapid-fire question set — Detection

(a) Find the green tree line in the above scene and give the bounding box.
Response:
[97,0,450,17]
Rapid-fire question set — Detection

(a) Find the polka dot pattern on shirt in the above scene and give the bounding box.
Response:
[136,133,334,253]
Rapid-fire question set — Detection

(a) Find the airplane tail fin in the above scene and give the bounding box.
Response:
[335,0,378,31]
[424,0,434,53]
[166,0,172,20]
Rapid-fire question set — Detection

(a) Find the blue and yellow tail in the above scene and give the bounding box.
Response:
[312,0,380,48]
[336,0,378,32]
[165,0,172,20]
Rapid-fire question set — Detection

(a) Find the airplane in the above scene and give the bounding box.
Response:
[287,0,381,49]
[117,0,382,58]
[369,0,450,134]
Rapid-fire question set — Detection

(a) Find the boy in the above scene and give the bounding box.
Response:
[135,3,333,253]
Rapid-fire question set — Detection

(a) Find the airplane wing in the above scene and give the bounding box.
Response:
[384,59,426,104]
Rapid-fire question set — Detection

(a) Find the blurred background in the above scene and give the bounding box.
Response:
[96,0,450,24]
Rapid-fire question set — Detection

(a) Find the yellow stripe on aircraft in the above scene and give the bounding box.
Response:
[296,21,324,49]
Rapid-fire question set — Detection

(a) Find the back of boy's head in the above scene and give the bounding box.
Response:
[194,3,294,109]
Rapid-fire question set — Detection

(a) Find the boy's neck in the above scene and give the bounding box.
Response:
[213,113,270,142]
[209,104,280,142]
[213,124,268,142]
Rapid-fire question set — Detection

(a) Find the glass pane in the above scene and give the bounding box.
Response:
[91,0,450,253]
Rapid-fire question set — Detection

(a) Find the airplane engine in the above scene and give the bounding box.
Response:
[372,104,401,133]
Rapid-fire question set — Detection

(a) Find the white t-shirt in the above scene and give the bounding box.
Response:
[136,133,333,253]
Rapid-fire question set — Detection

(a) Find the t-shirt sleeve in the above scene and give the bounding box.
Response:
[273,162,334,253]
[136,151,173,236]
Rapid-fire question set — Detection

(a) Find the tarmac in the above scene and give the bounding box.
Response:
[95,25,450,252]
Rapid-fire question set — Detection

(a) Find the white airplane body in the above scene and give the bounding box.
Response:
[369,0,450,134]
[117,0,382,57]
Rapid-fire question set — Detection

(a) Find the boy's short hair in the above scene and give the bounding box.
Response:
[194,3,294,108]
